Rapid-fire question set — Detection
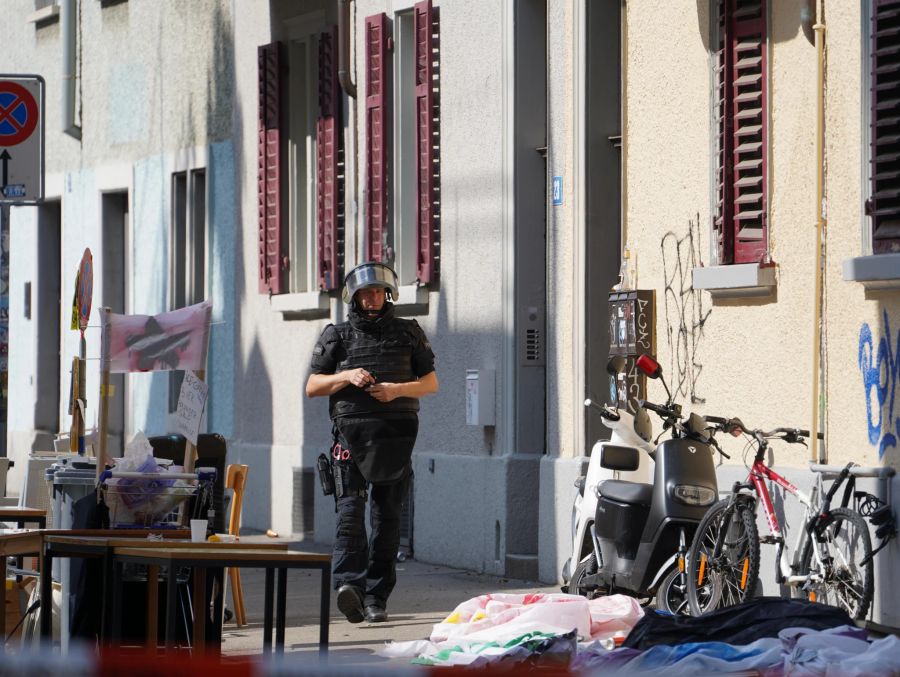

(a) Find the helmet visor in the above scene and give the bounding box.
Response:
[342,263,400,304]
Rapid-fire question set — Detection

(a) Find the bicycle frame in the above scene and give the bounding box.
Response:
[745,458,818,587]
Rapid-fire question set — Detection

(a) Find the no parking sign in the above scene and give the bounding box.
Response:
[0,75,44,203]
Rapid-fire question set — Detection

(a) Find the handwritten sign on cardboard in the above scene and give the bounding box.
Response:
[175,370,208,445]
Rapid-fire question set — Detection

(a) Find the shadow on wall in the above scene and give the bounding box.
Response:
[695,0,816,53]
[132,3,238,437]
[857,298,900,469]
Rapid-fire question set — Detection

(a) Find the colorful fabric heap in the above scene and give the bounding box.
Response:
[572,625,900,675]
[377,593,643,667]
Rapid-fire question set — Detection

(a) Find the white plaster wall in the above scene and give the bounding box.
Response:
[231,0,512,544]
[2,0,238,493]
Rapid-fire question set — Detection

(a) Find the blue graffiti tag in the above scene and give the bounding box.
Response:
[858,310,900,458]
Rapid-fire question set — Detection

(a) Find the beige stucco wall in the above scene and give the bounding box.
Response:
[624,0,896,470]
[823,2,900,473]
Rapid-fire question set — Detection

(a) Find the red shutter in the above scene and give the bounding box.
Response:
[714,0,735,264]
[258,42,285,294]
[365,13,389,262]
[869,0,900,253]
[414,0,439,284]
[716,0,767,265]
[317,27,343,290]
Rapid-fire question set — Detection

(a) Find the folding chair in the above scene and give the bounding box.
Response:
[225,464,248,626]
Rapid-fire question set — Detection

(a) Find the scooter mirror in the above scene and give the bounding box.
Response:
[636,354,663,379]
[606,356,626,376]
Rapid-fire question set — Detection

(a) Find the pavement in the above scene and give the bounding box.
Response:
[220,538,561,666]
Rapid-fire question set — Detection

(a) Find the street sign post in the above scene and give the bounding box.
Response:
[0,74,45,204]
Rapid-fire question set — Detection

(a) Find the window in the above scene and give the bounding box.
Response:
[365,1,440,288]
[287,37,318,293]
[169,168,206,413]
[258,31,344,297]
[866,0,900,254]
[712,0,768,265]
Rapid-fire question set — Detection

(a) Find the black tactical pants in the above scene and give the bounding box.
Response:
[332,455,408,607]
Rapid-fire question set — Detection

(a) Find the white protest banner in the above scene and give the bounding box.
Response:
[175,370,208,445]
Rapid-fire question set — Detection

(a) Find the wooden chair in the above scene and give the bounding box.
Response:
[225,464,249,626]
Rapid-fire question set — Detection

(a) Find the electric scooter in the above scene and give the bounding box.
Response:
[561,354,721,614]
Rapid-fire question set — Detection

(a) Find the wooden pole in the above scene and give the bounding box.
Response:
[69,356,80,453]
[182,369,205,474]
[97,308,112,482]
[178,369,206,527]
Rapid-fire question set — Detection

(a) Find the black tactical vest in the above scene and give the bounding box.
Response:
[328,313,421,419]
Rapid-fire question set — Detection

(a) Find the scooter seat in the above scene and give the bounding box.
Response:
[597,479,653,505]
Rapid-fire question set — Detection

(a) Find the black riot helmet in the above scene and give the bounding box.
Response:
[342,261,400,305]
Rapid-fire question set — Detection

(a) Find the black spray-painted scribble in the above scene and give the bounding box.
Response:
[661,216,711,404]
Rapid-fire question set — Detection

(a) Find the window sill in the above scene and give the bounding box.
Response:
[692,263,777,299]
[270,291,330,318]
[27,5,59,25]
[394,284,430,310]
[842,253,900,291]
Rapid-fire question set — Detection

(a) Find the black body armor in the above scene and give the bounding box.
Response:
[317,305,431,419]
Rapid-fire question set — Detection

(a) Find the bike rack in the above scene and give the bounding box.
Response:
[809,462,897,562]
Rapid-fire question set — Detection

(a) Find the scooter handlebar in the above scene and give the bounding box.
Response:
[584,398,620,421]
[638,399,676,419]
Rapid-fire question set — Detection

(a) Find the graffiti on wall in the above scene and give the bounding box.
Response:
[661,216,711,404]
[858,310,900,459]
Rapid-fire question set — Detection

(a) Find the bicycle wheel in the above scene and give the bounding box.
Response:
[799,507,873,620]
[686,498,760,616]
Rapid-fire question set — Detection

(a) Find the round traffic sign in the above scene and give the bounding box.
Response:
[76,248,93,332]
[0,81,39,147]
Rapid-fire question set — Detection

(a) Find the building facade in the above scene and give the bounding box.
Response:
[1,0,898,629]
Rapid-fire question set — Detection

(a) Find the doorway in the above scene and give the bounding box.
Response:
[102,192,129,455]
[584,0,623,450]
[34,201,61,448]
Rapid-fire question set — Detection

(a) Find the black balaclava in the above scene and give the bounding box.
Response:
[348,295,395,332]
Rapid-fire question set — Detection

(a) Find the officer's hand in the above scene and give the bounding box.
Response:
[368,382,399,402]
[347,368,375,389]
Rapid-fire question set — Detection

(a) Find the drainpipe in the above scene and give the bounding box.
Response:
[337,0,357,99]
[810,0,825,463]
[337,0,359,270]
[61,0,81,140]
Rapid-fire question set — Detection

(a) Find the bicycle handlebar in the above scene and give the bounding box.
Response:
[761,427,825,442]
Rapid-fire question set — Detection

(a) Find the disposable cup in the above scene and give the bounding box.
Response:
[190,519,207,543]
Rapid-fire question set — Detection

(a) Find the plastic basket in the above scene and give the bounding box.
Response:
[99,469,214,528]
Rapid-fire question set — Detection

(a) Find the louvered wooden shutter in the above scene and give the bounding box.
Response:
[715,0,767,265]
[317,27,343,290]
[258,42,285,294]
[365,13,389,262]
[869,0,900,253]
[415,0,439,284]
[714,0,735,264]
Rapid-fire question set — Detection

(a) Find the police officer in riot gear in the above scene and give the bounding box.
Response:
[306,262,438,623]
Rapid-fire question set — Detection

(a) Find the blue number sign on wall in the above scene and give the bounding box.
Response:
[552,176,563,206]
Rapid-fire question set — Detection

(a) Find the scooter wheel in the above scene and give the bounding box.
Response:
[655,567,691,615]
[569,553,600,599]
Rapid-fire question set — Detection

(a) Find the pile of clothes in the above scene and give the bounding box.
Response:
[379,595,900,674]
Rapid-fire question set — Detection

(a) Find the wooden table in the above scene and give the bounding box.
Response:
[42,535,293,651]
[110,546,331,656]
[0,529,45,640]
[40,529,288,644]
[0,507,47,529]
[0,528,183,645]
